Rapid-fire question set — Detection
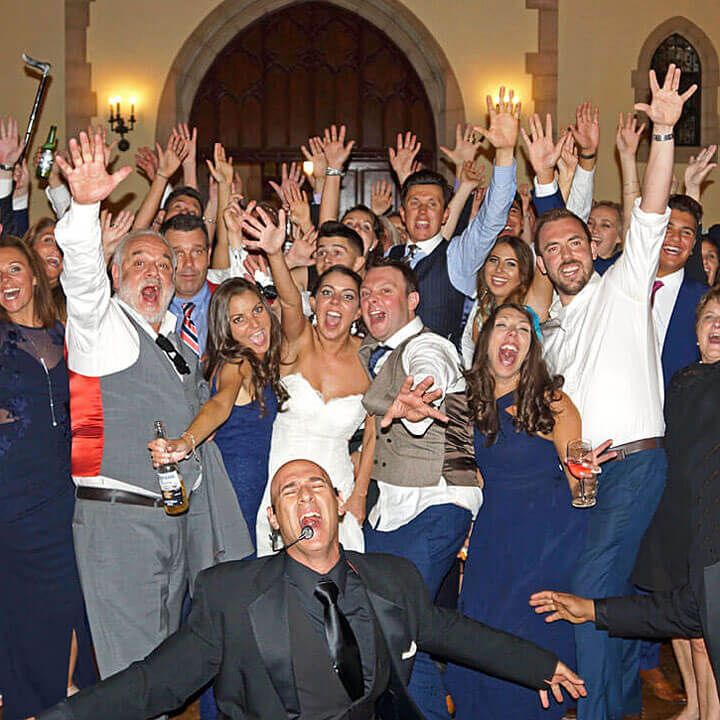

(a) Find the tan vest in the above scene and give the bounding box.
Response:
[359,329,478,488]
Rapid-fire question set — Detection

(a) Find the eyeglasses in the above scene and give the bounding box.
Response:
[155,334,191,375]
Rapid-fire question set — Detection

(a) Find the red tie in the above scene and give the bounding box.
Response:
[651,280,664,308]
[180,302,200,357]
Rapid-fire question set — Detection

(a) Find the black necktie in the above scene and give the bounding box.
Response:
[314,579,365,701]
[367,344,391,378]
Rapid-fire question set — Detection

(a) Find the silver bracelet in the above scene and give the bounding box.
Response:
[652,132,674,142]
[326,167,344,177]
[0,162,13,171]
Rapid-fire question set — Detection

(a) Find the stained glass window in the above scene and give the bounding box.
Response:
[651,34,701,146]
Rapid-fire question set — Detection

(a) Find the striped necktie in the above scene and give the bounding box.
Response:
[180,302,200,357]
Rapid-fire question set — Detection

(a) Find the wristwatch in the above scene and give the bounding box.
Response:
[0,162,14,172]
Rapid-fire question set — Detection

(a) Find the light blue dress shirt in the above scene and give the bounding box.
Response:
[169,281,213,356]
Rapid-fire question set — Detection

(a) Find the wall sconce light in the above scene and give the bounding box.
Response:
[108,96,136,151]
[302,160,313,176]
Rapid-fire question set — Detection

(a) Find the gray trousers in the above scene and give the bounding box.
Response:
[72,497,188,679]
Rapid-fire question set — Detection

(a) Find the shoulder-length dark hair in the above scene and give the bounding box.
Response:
[465,303,563,445]
[24,218,67,322]
[0,235,58,328]
[204,278,288,415]
[476,236,534,322]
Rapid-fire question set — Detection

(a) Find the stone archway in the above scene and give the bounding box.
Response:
[154,0,465,163]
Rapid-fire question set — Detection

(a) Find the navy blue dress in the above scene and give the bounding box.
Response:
[211,378,277,551]
[445,391,586,720]
[0,323,95,720]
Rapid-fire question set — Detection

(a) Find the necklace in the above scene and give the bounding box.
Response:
[20,326,58,428]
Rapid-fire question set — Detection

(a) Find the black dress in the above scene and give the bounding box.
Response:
[633,360,720,591]
[0,322,95,720]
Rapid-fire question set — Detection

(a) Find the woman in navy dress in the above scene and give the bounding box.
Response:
[446,304,606,720]
[150,278,286,549]
[0,236,94,720]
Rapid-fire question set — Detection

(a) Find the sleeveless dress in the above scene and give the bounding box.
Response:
[445,391,586,720]
[0,323,95,719]
[256,372,366,556]
[211,378,278,551]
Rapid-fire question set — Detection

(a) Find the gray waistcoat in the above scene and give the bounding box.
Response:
[359,329,477,488]
[97,312,202,494]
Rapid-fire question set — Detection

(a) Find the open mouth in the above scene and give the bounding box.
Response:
[709,331,720,344]
[662,245,682,257]
[368,308,386,327]
[248,329,267,348]
[324,310,342,330]
[45,256,61,268]
[498,343,519,367]
[559,262,581,281]
[140,284,160,305]
[490,275,508,288]
[2,288,20,301]
[299,510,321,530]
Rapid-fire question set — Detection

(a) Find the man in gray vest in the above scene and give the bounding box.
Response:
[357,258,482,720]
[54,131,252,681]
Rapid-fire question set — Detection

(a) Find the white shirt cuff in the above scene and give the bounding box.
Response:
[12,194,28,210]
[533,177,559,198]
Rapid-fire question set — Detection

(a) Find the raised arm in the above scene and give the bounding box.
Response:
[241,202,310,345]
[443,160,485,240]
[133,131,186,229]
[616,112,645,241]
[440,123,481,184]
[388,131,422,187]
[635,63,697,214]
[176,123,198,190]
[318,125,355,225]
[446,87,519,296]
[207,143,234,269]
[684,145,717,204]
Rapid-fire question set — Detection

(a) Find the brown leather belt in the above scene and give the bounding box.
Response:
[76,486,164,508]
[607,436,664,462]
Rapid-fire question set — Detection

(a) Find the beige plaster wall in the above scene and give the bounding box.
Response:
[559,0,720,225]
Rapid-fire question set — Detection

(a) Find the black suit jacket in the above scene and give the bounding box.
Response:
[43,551,559,720]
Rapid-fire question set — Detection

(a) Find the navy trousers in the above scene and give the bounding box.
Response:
[571,448,666,720]
[364,503,472,720]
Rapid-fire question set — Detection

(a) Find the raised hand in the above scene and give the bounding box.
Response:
[473,87,521,161]
[87,124,117,166]
[388,131,421,185]
[269,162,304,205]
[459,159,486,191]
[538,661,587,709]
[518,182,532,216]
[175,123,197,167]
[520,113,570,185]
[568,102,599,158]
[685,145,717,199]
[243,251,272,284]
[241,201,287,256]
[440,123,481,173]
[156,131,187,179]
[205,142,233,185]
[615,112,646,157]
[135,146,159,183]
[56,131,132,205]
[286,181,312,231]
[380,375,449,429]
[470,186,487,221]
[0,116,22,167]
[285,225,318,269]
[529,590,596,625]
[100,208,136,262]
[321,124,355,171]
[223,194,245,247]
[634,63,698,131]
[557,135,578,199]
[370,179,394,215]
[301,135,328,193]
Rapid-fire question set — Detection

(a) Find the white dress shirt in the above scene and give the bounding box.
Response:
[652,268,684,352]
[367,316,483,531]
[534,165,596,222]
[55,200,199,497]
[542,199,669,447]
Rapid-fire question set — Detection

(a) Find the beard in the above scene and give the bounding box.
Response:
[549,261,592,298]
[117,279,174,325]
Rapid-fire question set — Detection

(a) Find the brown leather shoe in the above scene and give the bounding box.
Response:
[563,709,577,719]
[640,667,687,703]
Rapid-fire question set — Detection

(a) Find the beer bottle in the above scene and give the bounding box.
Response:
[36,125,57,180]
[153,420,189,515]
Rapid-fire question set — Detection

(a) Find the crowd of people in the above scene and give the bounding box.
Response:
[1,61,719,720]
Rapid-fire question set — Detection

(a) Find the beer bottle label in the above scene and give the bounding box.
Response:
[158,469,183,506]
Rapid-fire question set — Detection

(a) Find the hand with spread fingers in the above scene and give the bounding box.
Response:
[380,375,449,429]
[241,201,287,257]
[684,144,718,202]
[520,113,570,185]
[473,86,521,165]
[370,179,394,216]
[569,102,599,169]
[321,124,355,172]
[440,123,481,177]
[615,112,646,158]
[56,131,132,205]
[135,146,159,183]
[634,62,698,132]
[388,131,421,185]
[301,135,327,194]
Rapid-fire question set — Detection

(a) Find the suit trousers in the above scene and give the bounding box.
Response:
[72,498,188,680]
[364,503,472,720]
[571,448,666,720]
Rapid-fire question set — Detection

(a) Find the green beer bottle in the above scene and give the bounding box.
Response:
[36,125,57,180]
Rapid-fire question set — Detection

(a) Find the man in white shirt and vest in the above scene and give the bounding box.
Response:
[357,258,482,720]
[536,65,697,720]
[54,131,252,684]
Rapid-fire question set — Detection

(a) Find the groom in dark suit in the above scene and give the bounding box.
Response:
[36,458,585,720]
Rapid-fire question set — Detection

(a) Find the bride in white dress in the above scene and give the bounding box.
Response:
[241,204,373,556]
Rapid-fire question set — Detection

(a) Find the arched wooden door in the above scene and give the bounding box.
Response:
[189,1,437,206]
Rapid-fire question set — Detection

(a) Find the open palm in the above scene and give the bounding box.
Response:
[634,63,697,129]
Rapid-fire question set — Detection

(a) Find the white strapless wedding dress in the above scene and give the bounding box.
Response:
[255,373,367,556]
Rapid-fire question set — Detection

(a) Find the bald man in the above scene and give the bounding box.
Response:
[37,459,585,720]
